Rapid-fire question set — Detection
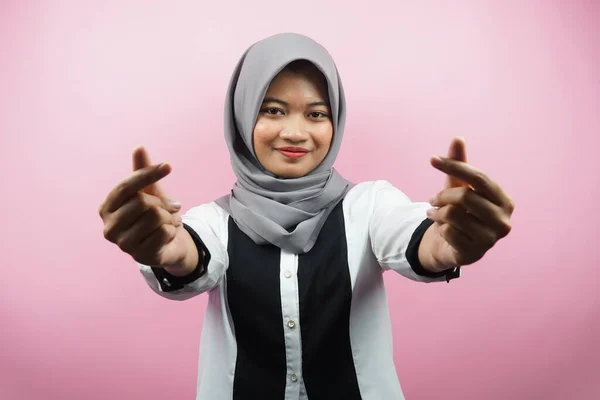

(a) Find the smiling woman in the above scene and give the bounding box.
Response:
[254,60,334,178]
[98,32,514,400]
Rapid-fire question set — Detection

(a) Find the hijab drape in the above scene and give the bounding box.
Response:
[216,33,351,254]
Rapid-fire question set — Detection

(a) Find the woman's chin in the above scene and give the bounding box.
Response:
[270,165,311,179]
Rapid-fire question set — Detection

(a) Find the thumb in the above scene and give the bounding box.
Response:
[444,136,468,189]
[132,146,180,211]
[132,145,153,171]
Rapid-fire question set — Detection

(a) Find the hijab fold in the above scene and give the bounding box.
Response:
[216,33,351,254]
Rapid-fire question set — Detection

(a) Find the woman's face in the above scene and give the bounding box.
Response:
[253,64,333,178]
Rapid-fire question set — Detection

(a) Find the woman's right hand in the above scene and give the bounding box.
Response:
[98,147,198,275]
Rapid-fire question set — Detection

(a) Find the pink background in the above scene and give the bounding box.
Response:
[1,1,599,399]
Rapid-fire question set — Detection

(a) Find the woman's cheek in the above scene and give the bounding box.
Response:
[253,119,279,143]
[253,120,267,138]
[253,121,272,153]
[313,123,334,149]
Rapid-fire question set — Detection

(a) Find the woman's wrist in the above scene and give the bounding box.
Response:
[164,229,200,277]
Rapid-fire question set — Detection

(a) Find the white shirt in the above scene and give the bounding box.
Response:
[139,180,460,400]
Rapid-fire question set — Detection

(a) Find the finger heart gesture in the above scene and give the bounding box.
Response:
[425,137,515,269]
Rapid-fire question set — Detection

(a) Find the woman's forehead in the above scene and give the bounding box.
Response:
[264,68,330,101]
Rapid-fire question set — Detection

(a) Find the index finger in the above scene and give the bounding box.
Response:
[430,157,509,208]
[101,163,171,214]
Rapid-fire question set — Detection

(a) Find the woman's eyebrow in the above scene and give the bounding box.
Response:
[262,97,329,107]
[262,97,287,106]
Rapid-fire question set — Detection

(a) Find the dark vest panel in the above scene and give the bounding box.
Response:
[297,203,362,400]
[227,218,287,399]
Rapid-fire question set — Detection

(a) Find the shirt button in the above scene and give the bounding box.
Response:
[284,271,292,279]
[290,373,298,382]
[287,320,296,329]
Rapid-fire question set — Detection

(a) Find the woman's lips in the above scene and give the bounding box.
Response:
[277,147,309,159]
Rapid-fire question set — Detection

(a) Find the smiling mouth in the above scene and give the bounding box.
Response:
[277,147,309,159]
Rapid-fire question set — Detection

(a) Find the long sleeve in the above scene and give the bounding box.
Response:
[138,202,230,300]
[368,181,460,283]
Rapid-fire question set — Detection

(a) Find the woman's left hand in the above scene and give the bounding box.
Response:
[423,137,515,270]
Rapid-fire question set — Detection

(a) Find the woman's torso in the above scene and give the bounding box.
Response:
[193,181,407,400]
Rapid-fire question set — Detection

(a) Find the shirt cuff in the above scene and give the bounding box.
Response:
[150,223,211,292]
[406,218,461,283]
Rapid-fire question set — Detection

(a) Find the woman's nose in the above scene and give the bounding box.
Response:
[279,118,308,142]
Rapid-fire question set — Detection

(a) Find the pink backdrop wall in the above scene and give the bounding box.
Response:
[1,1,599,399]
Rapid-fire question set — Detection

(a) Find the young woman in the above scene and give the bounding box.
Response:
[99,33,514,400]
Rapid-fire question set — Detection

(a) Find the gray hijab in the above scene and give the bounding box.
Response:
[216,33,351,254]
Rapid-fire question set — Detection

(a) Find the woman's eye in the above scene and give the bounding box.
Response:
[309,112,328,118]
[263,108,283,115]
